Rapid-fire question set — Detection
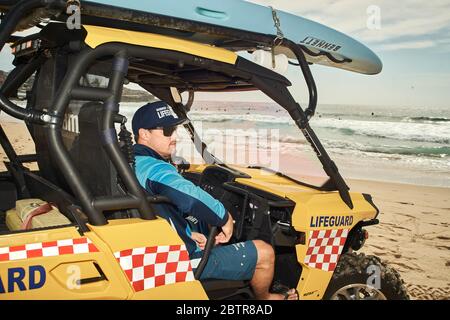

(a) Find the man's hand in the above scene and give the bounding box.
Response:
[215,213,234,245]
[191,232,207,250]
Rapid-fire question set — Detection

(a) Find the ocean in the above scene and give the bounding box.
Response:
[120,101,450,187]
[3,100,448,187]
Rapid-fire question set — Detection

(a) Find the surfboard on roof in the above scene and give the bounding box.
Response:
[0,0,382,75]
[78,0,382,75]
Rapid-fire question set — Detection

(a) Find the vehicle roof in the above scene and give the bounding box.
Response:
[11,22,291,92]
[84,25,238,65]
[80,24,291,92]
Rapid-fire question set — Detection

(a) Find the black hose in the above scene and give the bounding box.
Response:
[1,53,46,97]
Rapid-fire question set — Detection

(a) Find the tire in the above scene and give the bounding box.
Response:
[323,252,409,300]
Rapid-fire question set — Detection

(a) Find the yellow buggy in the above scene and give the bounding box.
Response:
[0,0,408,300]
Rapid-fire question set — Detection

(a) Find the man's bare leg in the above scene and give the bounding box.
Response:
[250,240,298,300]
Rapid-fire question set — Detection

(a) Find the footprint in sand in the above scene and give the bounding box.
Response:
[396,212,417,219]
[391,261,423,272]
[386,224,412,232]
[369,244,385,250]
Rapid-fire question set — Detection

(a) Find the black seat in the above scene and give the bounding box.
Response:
[0,180,17,212]
[0,180,17,232]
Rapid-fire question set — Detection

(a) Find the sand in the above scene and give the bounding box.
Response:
[0,121,37,171]
[0,120,449,299]
[348,179,450,300]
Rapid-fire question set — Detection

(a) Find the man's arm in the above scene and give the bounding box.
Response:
[147,162,229,227]
[215,214,234,245]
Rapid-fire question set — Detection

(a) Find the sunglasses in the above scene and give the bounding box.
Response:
[146,126,178,137]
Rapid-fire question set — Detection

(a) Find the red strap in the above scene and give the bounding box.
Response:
[21,203,54,230]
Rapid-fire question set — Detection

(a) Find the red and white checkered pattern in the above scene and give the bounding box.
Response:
[304,229,349,272]
[114,244,195,292]
[0,237,98,262]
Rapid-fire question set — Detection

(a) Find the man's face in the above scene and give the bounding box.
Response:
[138,127,178,159]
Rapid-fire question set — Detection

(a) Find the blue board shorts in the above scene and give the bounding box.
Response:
[198,240,258,281]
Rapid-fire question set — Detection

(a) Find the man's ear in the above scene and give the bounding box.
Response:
[138,128,149,143]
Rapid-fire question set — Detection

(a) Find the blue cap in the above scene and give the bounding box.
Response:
[132,101,186,136]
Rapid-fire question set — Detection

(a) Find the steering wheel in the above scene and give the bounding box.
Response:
[171,155,190,173]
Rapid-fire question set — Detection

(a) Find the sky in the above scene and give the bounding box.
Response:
[1,0,449,108]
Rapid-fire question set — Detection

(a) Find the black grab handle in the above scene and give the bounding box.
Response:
[194,226,218,280]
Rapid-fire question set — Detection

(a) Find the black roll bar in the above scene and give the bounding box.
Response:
[283,40,318,120]
[92,195,171,212]
[45,45,160,224]
[249,52,354,209]
[71,86,112,101]
[44,42,230,225]
[100,52,159,221]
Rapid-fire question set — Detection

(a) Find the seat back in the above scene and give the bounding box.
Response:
[31,54,121,198]
[70,102,121,197]
[0,180,17,211]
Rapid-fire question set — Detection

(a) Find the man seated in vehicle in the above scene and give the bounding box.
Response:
[132,101,298,300]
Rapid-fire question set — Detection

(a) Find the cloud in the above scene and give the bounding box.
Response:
[378,40,436,51]
[246,0,450,51]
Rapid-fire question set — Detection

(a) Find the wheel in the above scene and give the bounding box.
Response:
[323,252,409,300]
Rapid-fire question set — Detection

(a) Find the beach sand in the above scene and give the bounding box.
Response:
[348,179,450,300]
[0,121,449,299]
[0,121,37,171]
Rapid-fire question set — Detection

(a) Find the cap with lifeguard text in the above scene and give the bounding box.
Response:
[132,101,186,136]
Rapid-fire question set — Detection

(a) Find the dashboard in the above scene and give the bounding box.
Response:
[192,165,298,246]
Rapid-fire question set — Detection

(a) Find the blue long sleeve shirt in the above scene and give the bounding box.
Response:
[133,144,227,261]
